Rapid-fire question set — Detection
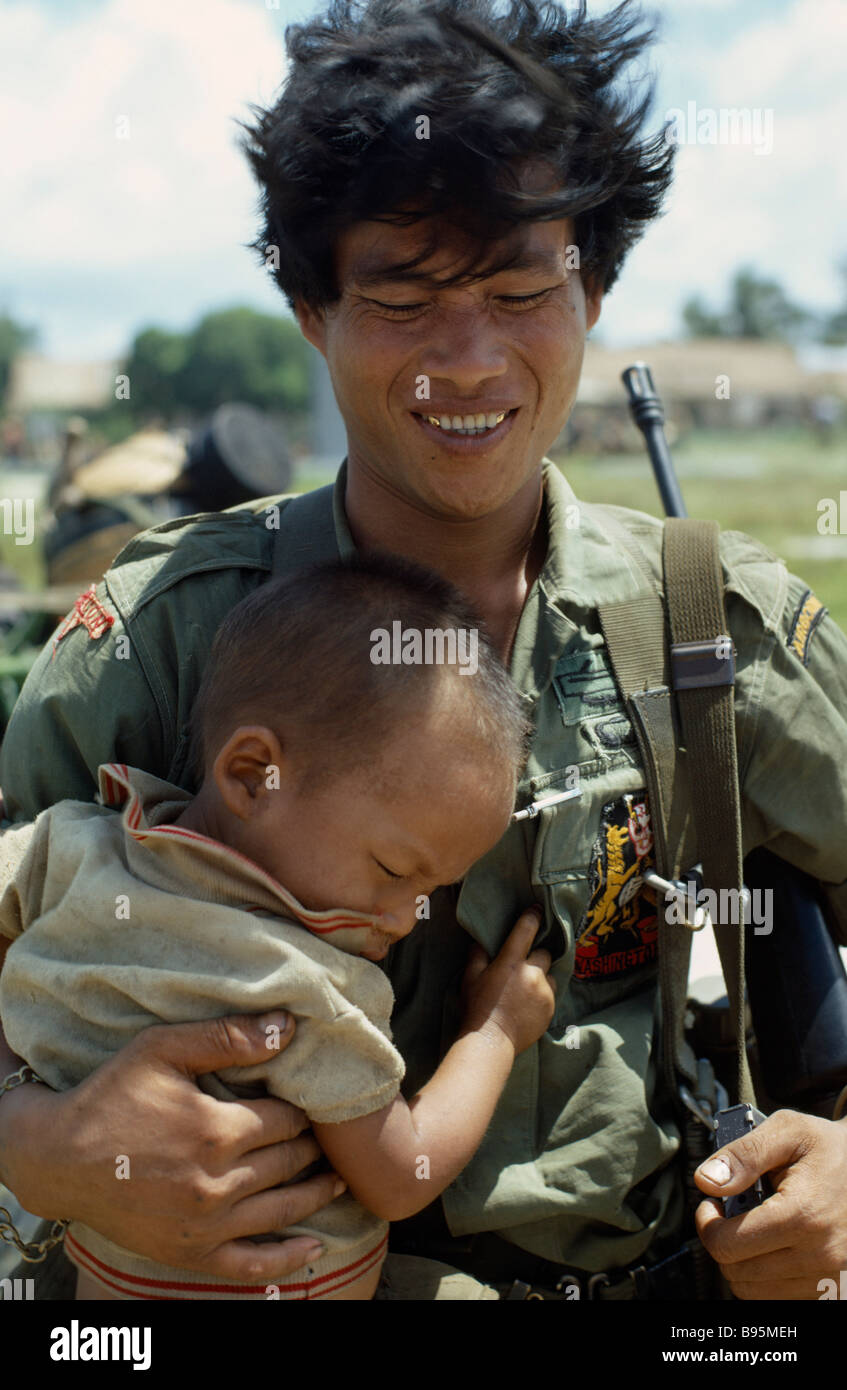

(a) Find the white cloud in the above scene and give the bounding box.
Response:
[0,0,287,274]
[600,0,846,345]
[710,0,846,99]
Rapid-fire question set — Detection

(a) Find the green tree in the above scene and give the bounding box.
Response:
[681,296,725,338]
[0,313,38,405]
[727,269,811,340]
[818,258,847,345]
[119,309,312,421]
[177,308,311,415]
[121,327,188,417]
[681,268,812,342]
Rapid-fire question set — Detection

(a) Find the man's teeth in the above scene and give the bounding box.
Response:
[424,411,509,435]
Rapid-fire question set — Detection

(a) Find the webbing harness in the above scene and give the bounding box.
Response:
[596,511,756,1113]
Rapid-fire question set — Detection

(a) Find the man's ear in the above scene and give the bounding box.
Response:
[584,275,604,332]
[293,298,327,357]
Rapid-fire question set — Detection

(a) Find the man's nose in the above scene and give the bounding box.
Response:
[419,307,509,390]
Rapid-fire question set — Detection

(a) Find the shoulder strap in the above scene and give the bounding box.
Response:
[598,509,756,1107]
[663,519,755,1107]
[595,511,699,1100]
[270,480,341,578]
[592,510,692,880]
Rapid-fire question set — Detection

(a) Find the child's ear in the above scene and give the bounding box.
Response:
[213,725,287,819]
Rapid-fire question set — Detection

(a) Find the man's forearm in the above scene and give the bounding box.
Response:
[0,934,24,1076]
[0,934,33,1190]
[0,1031,32,1191]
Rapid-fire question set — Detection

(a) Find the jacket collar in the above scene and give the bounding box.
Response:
[331,455,653,700]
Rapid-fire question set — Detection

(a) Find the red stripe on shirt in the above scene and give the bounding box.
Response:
[65,1227,387,1298]
[100,764,380,935]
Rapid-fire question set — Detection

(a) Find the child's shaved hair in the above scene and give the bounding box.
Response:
[187,552,530,788]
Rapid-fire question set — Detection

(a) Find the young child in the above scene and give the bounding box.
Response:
[0,554,554,1300]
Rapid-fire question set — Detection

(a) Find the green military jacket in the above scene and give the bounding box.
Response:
[3,459,847,1273]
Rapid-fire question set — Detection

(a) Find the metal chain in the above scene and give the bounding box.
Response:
[0,1065,69,1261]
[0,1210,68,1262]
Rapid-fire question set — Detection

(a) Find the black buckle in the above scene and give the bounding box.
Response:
[502,1273,583,1300]
[504,1279,537,1300]
[498,1240,698,1301]
[670,636,735,690]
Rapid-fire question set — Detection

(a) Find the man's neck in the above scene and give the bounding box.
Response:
[344,460,548,665]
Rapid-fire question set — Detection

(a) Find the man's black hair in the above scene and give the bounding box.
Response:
[187,551,530,787]
[236,0,674,310]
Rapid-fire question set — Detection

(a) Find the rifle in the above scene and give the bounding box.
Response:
[622,363,847,1120]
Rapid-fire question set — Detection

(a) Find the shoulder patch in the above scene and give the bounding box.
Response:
[52,584,115,657]
[787,589,827,666]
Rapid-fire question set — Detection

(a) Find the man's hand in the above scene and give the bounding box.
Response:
[0,1010,345,1282]
[694,1108,847,1299]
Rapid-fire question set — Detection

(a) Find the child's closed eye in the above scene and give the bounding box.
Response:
[374,857,405,880]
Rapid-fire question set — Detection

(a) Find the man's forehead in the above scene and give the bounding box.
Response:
[340,216,574,290]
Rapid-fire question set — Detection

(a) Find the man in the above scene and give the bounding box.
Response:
[1,0,846,1301]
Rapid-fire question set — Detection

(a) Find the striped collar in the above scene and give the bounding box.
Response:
[97,763,384,956]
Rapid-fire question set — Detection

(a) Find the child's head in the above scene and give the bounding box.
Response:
[187,553,529,957]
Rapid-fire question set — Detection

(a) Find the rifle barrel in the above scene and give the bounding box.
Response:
[621,362,688,519]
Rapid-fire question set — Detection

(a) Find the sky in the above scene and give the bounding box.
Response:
[1,0,844,361]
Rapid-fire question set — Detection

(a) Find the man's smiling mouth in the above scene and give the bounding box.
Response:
[413,407,518,439]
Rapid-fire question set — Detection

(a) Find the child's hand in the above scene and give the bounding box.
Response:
[460,907,555,1055]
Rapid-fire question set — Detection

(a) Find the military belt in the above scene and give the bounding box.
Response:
[461,1232,704,1301]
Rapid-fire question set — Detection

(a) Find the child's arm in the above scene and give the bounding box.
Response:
[312,907,554,1221]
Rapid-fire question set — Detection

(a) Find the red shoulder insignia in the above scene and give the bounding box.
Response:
[52,584,115,658]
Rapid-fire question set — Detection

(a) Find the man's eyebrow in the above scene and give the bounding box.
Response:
[349,249,563,290]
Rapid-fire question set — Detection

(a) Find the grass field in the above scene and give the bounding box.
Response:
[549,426,847,632]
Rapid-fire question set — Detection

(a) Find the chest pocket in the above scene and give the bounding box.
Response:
[527,644,661,1010]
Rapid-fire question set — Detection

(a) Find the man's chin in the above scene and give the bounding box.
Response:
[351,439,545,523]
[404,455,544,522]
